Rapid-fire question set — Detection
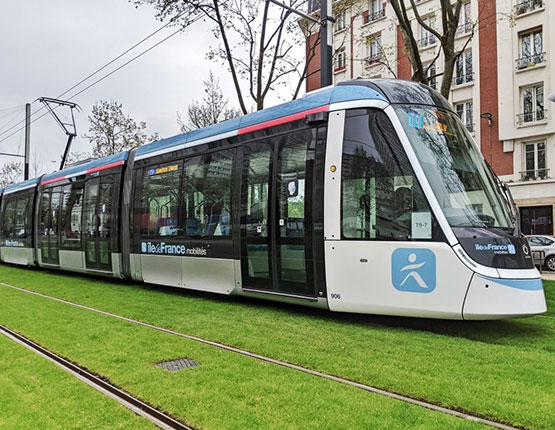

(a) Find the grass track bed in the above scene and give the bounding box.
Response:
[0,284,485,430]
[0,333,156,430]
[1,265,554,429]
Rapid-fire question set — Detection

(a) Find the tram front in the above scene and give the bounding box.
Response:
[326,80,546,319]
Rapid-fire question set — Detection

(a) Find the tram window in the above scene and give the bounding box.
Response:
[342,109,438,241]
[1,192,33,244]
[14,196,30,239]
[140,163,182,237]
[49,187,63,237]
[39,191,51,237]
[60,183,84,249]
[182,150,233,238]
[1,198,16,239]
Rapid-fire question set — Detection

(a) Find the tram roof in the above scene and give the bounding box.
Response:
[134,82,391,160]
[4,177,41,195]
[41,151,129,185]
[32,79,451,187]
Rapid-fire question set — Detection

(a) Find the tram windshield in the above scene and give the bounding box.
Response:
[395,106,514,230]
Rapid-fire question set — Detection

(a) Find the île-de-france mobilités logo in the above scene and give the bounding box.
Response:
[391,248,436,293]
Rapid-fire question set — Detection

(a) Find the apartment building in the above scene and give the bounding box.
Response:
[304,0,555,235]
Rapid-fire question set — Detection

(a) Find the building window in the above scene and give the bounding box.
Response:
[418,16,436,48]
[514,0,543,17]
[335,9,346,32]
[334,49,346,72]
[517,29,544,69]
[424,62,437,89]
[519,84,544,124]
[367,33,382,65]
[307,0,321,14]
[455,101,473,133]
[522,141,547,180]
[366,0,385,23]
[453,50,473,85]
[456,2,472,35]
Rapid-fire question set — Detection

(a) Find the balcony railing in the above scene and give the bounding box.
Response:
[364,8,385,23]
[517,109,546,125]
[520,168,549,181]
[516,52,546,69]
[456,22,472,36]
[452,72,474,86]
[418,35,437,49]
[366,54,383,66]
[514,0,543,16]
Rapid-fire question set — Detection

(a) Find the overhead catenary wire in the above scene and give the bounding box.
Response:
[0,24,189,147]
[0,11,188,145]
[0,107,25,133]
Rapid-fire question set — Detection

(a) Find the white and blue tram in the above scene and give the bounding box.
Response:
[0,80,547,319]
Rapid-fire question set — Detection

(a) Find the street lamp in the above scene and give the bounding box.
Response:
[480,112,493,163]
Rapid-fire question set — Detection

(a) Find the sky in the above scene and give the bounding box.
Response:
[0,0,304,180]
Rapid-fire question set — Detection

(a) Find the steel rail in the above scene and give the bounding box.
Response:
[0,323,194,430]
[0,281,523,430]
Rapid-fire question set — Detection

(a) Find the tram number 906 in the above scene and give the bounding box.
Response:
[330,293,341,300]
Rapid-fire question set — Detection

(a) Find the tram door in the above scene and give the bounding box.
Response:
[39,187,62,265]
[241,131,315,297]
[83,176,114,272]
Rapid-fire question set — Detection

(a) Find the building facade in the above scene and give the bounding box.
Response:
[305,0,555,235]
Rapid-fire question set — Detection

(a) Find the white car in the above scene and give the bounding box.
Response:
[527,235,555,271]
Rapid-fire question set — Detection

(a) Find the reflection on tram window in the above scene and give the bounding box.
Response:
[182,150,233,238]
[140,163,182,237]
[1,191,33,244]
[397,106,514,230]
[60,183,84,249]
[341,109,437,241]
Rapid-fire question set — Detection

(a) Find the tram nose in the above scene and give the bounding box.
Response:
[462,274,547,320]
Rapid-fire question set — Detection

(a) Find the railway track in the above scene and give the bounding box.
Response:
[0,324,194,430]
[0,281,524,430]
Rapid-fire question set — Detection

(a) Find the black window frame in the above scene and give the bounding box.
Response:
[340,108,445,242]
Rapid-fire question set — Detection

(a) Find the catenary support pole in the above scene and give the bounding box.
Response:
[24,103,31,180]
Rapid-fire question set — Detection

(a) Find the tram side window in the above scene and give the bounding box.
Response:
[341,109,439,241]
[182,150,233,238]
[140,163,182,237]
[1,197,16,240]
[14,196,30,239]
[1,192,33,244]
[60,183,84,249]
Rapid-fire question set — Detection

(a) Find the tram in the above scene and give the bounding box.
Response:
[0,79,547,319]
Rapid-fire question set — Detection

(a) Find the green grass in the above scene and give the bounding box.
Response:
[0,333,157,430]
[0,283,484,430]
[0,265,554,429]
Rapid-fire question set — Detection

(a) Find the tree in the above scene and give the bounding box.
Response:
[0,161,22,188]
[390,0,478,98]
[84,100,159,158]
[177,71,241,132]
[134,0,321,112]
[63,151,92,167]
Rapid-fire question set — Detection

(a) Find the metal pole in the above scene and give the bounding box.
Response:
[60,134,74,171]
[24,103,31,180]
[320,0,333,88]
